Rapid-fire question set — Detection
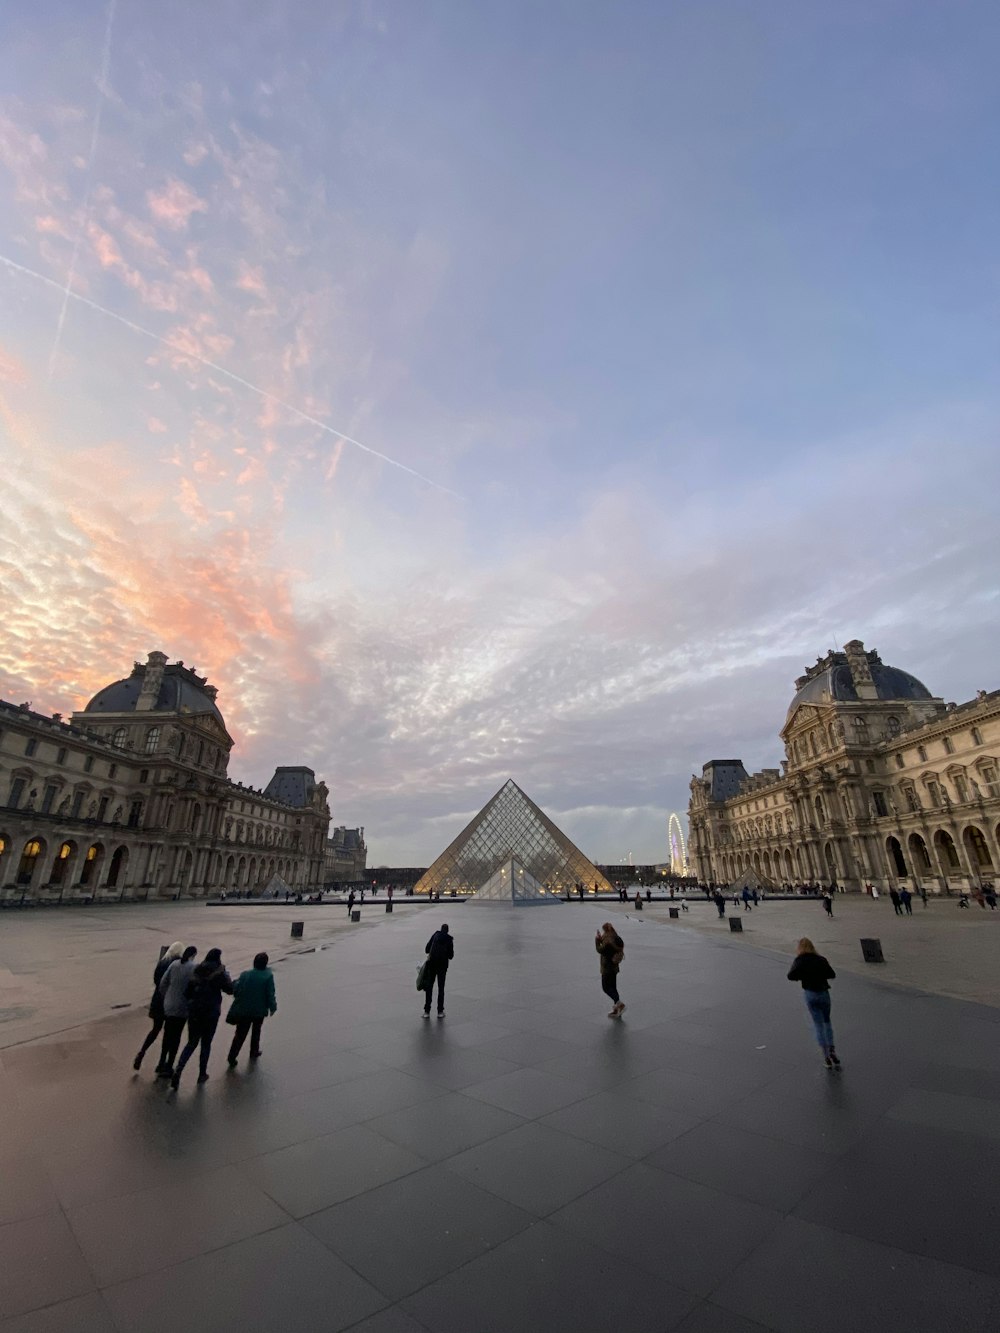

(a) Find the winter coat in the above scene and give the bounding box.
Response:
[185,960,234,1020]
[787,952,836,992]
[227,967,277,1022]
[596,932,624,976]
[425,930,454,967]
[147,954,174,1019]
[159,959,198,1018]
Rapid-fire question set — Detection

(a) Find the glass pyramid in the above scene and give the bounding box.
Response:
[467,856,555,905]
[414,779,614,897]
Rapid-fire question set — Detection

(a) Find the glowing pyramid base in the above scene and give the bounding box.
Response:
[467,857,563,905]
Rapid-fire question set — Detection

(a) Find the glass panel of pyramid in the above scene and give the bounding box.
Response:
[414,779,614,896]
[467,856,557,905]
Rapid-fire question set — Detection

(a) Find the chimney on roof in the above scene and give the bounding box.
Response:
[137,651,168,711]
[843,639,878,701]
[203,684,218,701]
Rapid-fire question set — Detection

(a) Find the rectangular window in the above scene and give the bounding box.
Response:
[71,791,84,818]
[56,747,67,765]
[954,774,969,802]
[904,787,920,813]
[25,737,37,756]
[895,754,904,768]
[865,759,876,773]
[943,737,954,754]
[917,745,927,762]
[971,727,983,746]
[7,777,26,809]
[97,796,109,821]
[982,766,999,797]
[108,764,117,780]
[139,768,149,783]
[127,800,142,828]
[872,791,888,817]
[41,784,57,815]
[84,755,94,773]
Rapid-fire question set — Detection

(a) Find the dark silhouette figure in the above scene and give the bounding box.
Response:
[595,921,626,1018]
[170,948,233,1089]
[134,941,184,1071]
[889,887,903,915]
[423,924,454,1017]
[713,891,725,918]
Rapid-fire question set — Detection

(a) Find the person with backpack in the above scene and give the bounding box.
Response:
[170,948,233,1089]
[134,941,185,1071]
[787,937,841,1070]
[157,945,198,1078]
[422,924,454,1018]
[595,922,626,1018]
[226,952,277,1066]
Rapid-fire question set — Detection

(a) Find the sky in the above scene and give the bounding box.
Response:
[1,1,998,868]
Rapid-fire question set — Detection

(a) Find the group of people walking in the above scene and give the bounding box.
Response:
[134,943,277,1090]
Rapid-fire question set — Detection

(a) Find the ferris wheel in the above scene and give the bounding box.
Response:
[667,812,688,875]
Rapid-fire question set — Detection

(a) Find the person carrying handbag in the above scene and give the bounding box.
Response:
[226,952,277,1067]
[422,924,454,1018]
[595,922,626,1018]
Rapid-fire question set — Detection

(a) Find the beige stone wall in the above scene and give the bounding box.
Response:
[0,686,330,901]
[689,658,1000,893]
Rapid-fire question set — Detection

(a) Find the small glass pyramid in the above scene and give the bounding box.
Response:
[468,856,553,905]
[414,779,613,897]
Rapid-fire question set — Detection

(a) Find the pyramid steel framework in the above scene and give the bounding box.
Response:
[466,856,556,905]
[413,779,614,897]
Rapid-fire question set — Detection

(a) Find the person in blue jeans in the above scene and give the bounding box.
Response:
[787,937,841,1070]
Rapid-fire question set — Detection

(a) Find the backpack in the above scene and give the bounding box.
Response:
[185,968,218,1017]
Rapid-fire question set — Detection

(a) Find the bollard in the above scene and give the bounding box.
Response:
[635,899,643,910]
[385,901,393,913]
[860,937,884,963]
[351,909,361,923]
[290,921,304,938]
[668,907,679,920]
[728,916,743,933]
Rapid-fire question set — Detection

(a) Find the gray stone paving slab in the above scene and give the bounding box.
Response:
[2,900,1000,1331]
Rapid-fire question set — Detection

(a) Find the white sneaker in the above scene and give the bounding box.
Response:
[607,1008,618,1018]
[615,1002,626,1017]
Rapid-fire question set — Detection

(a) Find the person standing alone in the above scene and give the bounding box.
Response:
[787,937,841,1070]
[226,952,277,1067]
[595,922,626,1018]
[423,924,454,1018]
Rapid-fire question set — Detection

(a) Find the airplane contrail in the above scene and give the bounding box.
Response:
[2,251,459,496]
[47,0,117,384]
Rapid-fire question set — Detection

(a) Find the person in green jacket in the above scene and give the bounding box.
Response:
[226,952,277,1067]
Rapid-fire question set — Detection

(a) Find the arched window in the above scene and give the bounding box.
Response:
[144,727,160,755]
[112,726,128,749]
[886,716,901,738]
[16,839,43,884]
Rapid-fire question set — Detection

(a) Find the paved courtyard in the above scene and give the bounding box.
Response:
[1,901,999,1332]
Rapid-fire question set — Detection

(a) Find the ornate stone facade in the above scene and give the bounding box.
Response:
[324,825,367,884]
[0,652,331,900]
[689,640,1000,894]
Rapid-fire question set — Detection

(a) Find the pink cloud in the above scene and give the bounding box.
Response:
[146,178,208,231]
[236,264,268,298]
[147,417,167,434]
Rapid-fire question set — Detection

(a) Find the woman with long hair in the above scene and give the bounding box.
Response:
[133,942,185,1072]
[787,937,841,1069]
[595,922,626,1018]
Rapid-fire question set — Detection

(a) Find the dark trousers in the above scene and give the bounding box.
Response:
[601,971,620,1005]
[175,1015,219,1079]
[423,964,447,1013]
[137,1013,164,1062]
[159,1015,187,1071]
[228,1017,264,1062]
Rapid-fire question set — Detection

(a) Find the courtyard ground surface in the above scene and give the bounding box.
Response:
[1,899,999,1332]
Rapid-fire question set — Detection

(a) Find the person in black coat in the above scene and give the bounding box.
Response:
[170,948,233,1088]
[423,924,454,1018]
[787,937,841,1070]
[133,942,185,1071]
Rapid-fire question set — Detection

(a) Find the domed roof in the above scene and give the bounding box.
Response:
[84,657,225,726]
[787,643,933,720]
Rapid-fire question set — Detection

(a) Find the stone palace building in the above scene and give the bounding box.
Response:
[689,639,1000,894]
[0,651,336,900]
